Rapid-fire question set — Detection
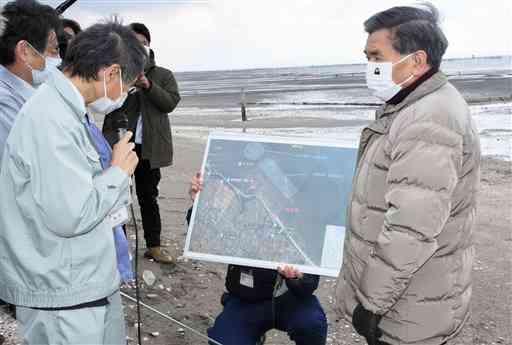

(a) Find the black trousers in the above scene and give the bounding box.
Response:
[134,145,162,248]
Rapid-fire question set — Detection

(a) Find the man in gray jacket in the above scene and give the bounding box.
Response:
[336,3,480,345]
[0,0,61,316]
[0,21,145,344]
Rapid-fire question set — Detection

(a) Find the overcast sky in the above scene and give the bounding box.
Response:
[36,0,512,71]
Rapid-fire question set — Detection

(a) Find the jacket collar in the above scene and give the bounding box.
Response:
[364,72,447,136]
[46,69,87,122]
[0,64,34,102]
[377,71,448,120]
[145,50,156,73]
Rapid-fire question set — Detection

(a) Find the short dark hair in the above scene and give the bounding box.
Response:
[364,2,448,69]
[61,20,147,83]
[0,0,61,66]
[129,22,151,44]
[61,18,82,35]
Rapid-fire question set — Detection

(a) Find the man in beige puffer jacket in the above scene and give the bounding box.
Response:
[335,3,481,345]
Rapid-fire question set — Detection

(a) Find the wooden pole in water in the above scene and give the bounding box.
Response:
[241,88,247,122]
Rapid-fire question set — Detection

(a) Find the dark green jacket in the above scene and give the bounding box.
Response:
[103,51,180,169]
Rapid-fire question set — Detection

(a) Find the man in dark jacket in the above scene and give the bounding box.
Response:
[103,23,180,264]
[187,174,328,345]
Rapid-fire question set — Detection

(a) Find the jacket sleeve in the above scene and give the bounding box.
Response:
[356,117,463,315]
[144,69,181,114]
[27,119,131,238]
[0,94,20,160]
[285,274,320,298]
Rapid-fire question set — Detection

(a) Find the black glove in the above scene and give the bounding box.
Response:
[352,303,382,345]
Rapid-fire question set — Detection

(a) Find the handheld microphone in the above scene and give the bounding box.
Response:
[112,114,129,142]
[117,128,128,142]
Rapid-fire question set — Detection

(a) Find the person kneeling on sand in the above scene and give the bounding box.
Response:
[186,173,328,345]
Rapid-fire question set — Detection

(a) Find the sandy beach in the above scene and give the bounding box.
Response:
[1,138,511,345]
[123,136,512,345]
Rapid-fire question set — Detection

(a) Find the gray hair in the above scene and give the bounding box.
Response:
[61,19,147,83]
[364,2,448,69]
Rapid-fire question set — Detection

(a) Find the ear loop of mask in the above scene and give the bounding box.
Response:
[24,41,46,70]
[102,68,123,99]
[393,53,416,86]
[119,69,123,95]
[392,53,415,67]
[102,70,108,98]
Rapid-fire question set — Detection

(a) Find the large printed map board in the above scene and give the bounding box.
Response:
[184,132,357,277]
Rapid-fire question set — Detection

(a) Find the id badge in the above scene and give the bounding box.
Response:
[108,206,130,228]
[240,271,254,288]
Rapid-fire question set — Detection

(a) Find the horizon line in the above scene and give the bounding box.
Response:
[173,54,512,74]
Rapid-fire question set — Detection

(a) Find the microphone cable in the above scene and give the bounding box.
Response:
[115,125,143,345]
[118,127,223,345]
[128,192,143,345]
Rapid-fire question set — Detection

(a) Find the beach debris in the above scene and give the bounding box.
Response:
[146,293,158,299]
[177,328,185,337]
[177,256,189,263]
[150,332,160,337]
[142,270,156,286]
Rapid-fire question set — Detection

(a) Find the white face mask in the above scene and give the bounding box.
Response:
[46,56,62,69]
[25,42,48,86]
[88,69,127,115]
[366,53,415,101]
[31,65,48,86]
[32,57,62,87]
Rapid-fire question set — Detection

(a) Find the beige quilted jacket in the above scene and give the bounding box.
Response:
[336,72,481,345]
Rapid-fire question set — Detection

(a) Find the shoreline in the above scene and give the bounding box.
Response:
[169,100,512,161]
